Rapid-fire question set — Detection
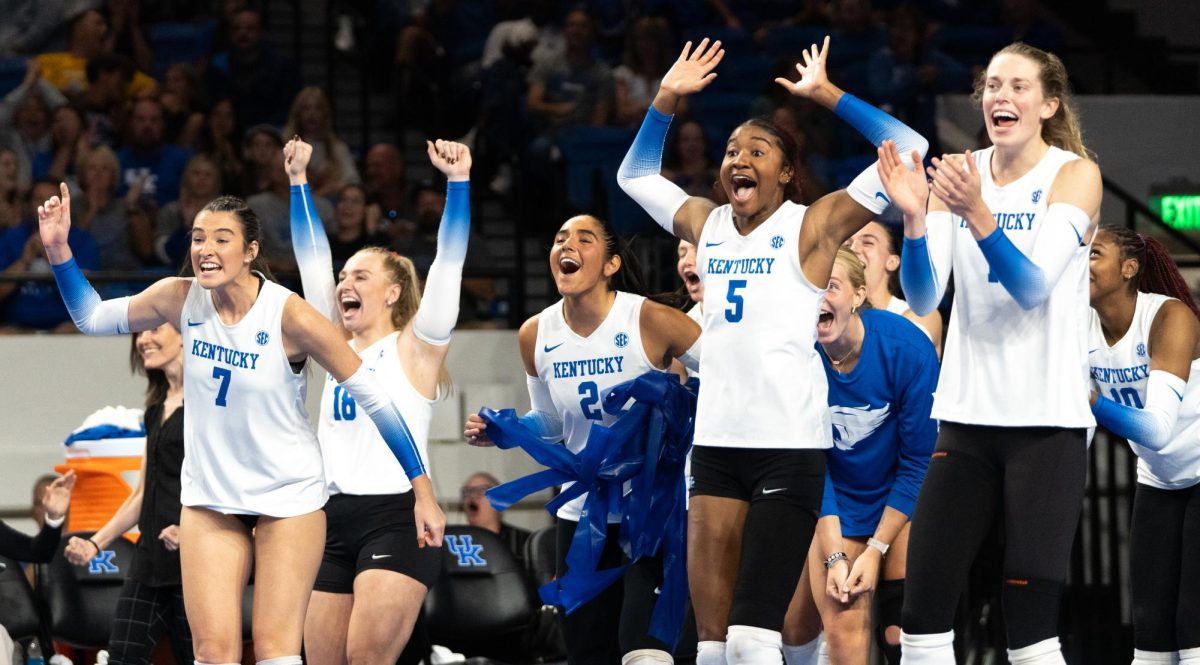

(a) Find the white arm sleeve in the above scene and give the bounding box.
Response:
[519,374,563,442]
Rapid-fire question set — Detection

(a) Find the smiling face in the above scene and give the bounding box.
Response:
[550,215,619,298]
[677,240,703,303]
[336,250,401,333]
[335,185,367,232]
[721,123,793,221]
[817,258,867,344]
[137,323,183,371]
[190,210,257,289]
[981,52,1058,150]
[183,157,220,200]
[1089,231,1135,305]
[846,221,899,294]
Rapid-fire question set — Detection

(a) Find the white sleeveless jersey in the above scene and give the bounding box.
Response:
[534,291,660,521]
[695,201,831,449]
[180,278,327,516]
[935,145,1094,427]
[1089,292,1200,489]
[319,331,434,496]
[685,304,703,380]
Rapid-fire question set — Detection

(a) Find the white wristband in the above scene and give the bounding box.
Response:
[868,537,890,556]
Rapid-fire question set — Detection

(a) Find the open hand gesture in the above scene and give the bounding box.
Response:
[877,139,929,219]
[41,470,76,522]
[928,151,987,221]
[427,139,471,181]
[37,183,73,256]
[284,137,313,183]
[659,38,725,98]
[775,35,831,99]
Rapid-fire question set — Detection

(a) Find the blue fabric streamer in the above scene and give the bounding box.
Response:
[480,371,699,647]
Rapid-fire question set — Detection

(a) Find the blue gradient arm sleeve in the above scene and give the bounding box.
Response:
[616,106,690,235]
[886,337,939,518]
[820,467,839,518]
[1092,370,1186,452]
[835,93,930,214]
[976,202,1090,310]
[339,363,427,479]
[899,212,954,315]
[290,184,337,322]
[518,374,563,441]
[51,257,131,335]
[412,180,470,345]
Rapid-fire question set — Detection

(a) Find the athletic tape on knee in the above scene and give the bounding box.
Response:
[622,648,674,665]
[781,635,823,665]
[51,257,131,335]
[1006,636,1065,665]
[696,641,726,665]
[1002,577,1063,649]
[899,631,955,665]
[726,625,783,665]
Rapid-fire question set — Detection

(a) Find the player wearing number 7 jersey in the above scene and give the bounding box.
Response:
[37,167,445,664]
[465,213,700,665]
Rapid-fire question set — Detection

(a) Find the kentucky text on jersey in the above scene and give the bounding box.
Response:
[962,211,1037,230]
[552,356,625,379]
[190,339,261,370]
[705,257,776,275]
[1091,364,1150,385]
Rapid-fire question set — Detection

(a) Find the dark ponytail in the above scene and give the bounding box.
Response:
[199,196,277,282]
[1102,225,1200,321]
[589,215,648,296]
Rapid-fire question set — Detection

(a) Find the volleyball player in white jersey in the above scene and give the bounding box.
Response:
[617,37,928,665]
[38,182,445,665]
[879,42,1102,664]
[465,213,701,665]
[283,138,467,665]
[844,221,941,352]
[1087,226,1200,665]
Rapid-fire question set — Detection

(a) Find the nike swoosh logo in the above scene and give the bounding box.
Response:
[187,319,203,327]
[761,487,787,495]
[1070,224,1083,245]
[705,241,725,247]
[371,553,392,560]
[1171,387,1184,401]
[1088,348,1098,354]
[543,342,565,353]
[874,191,891,204]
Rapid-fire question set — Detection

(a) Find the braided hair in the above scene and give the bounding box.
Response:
[1100,225,1200,321]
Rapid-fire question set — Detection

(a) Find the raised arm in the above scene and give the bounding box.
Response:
[929,152,1100,310]
[285,139,338,322]
[40,183,190,333]
[617,39,724,244]
[877,140,952,316]
[410,140,471,348]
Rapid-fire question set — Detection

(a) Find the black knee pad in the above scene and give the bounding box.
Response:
[875,579,903,665]
[1002,575,1063,649]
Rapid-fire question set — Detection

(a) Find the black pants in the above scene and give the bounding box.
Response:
[107,577,193,665]
[555,518,670,665]
[1130,481,1200,652]
[901,423,1087,649]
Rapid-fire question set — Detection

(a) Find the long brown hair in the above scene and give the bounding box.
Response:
[973,42,1088,159]
[354,246,452,396]
[130,335,168,408]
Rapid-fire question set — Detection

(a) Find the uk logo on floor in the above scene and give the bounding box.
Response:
[446,535,487,567]
[89,550,119,574]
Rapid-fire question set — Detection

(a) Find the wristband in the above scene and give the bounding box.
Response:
[868,537,890,556]
[87,538,101,555]
[824,551,849,569]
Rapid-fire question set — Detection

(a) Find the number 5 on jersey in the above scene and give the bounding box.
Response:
[725,279,747,322]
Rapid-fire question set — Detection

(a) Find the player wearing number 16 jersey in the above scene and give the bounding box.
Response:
[466,214,700,665]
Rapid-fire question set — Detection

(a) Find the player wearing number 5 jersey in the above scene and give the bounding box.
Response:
[37,167,445,665]
[617,36,928,665]
[286,136,468,665]
[466,214,701,665]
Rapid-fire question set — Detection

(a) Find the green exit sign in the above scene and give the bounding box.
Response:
[1153,194,1200,230]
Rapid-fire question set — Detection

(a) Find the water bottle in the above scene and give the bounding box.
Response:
[26,640,44,665]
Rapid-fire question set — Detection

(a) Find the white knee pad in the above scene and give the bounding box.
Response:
[1179,647,1200,664]
[698,641,727,665]
[817,638,829,665]
[900,630,955,665]
[256,658,302,665]
[781,634,823,665]
[195,662,241,665]
[726,625,783,665]
[1007,637,1066,665]
[623,648,674,665]
[1132,649,1178,665]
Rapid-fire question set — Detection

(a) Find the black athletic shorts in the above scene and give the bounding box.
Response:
[314,492,442,593]
[689,445,826,507]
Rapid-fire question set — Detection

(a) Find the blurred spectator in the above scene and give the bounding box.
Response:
[0,179,100,332]
[241,123,284,196]
[0,148,21,230]
[36,9,158,98]
[155,154,221,267]
[612,17,674,128]
[482,0,565,73]
[707,0,804,32]
[867,5,969,155]
[247,157,334,273]
[29,473,60,528]
[460,472,530,570]
[0,62,68,188]
[186,98,245,196]
[78,54,136,148]
[117,97,193,209]
[161,63,208,146]
[77,145,154,269]
[328,183,377,272]
[661,118,718,199]
[206,7,302,128]
[0,0,74,55]
[478,22,536,196]
[104,0,155,73]
[32,105,87,183]
[362,142,411,227]
[282,87,361,198]
[0,471,73,560]
[769,106,829,204]
[999,0,1060,53]
[829,0,887,88]
[752,0,831,44]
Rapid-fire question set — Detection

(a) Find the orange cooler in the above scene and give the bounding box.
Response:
[56,435,145,541]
